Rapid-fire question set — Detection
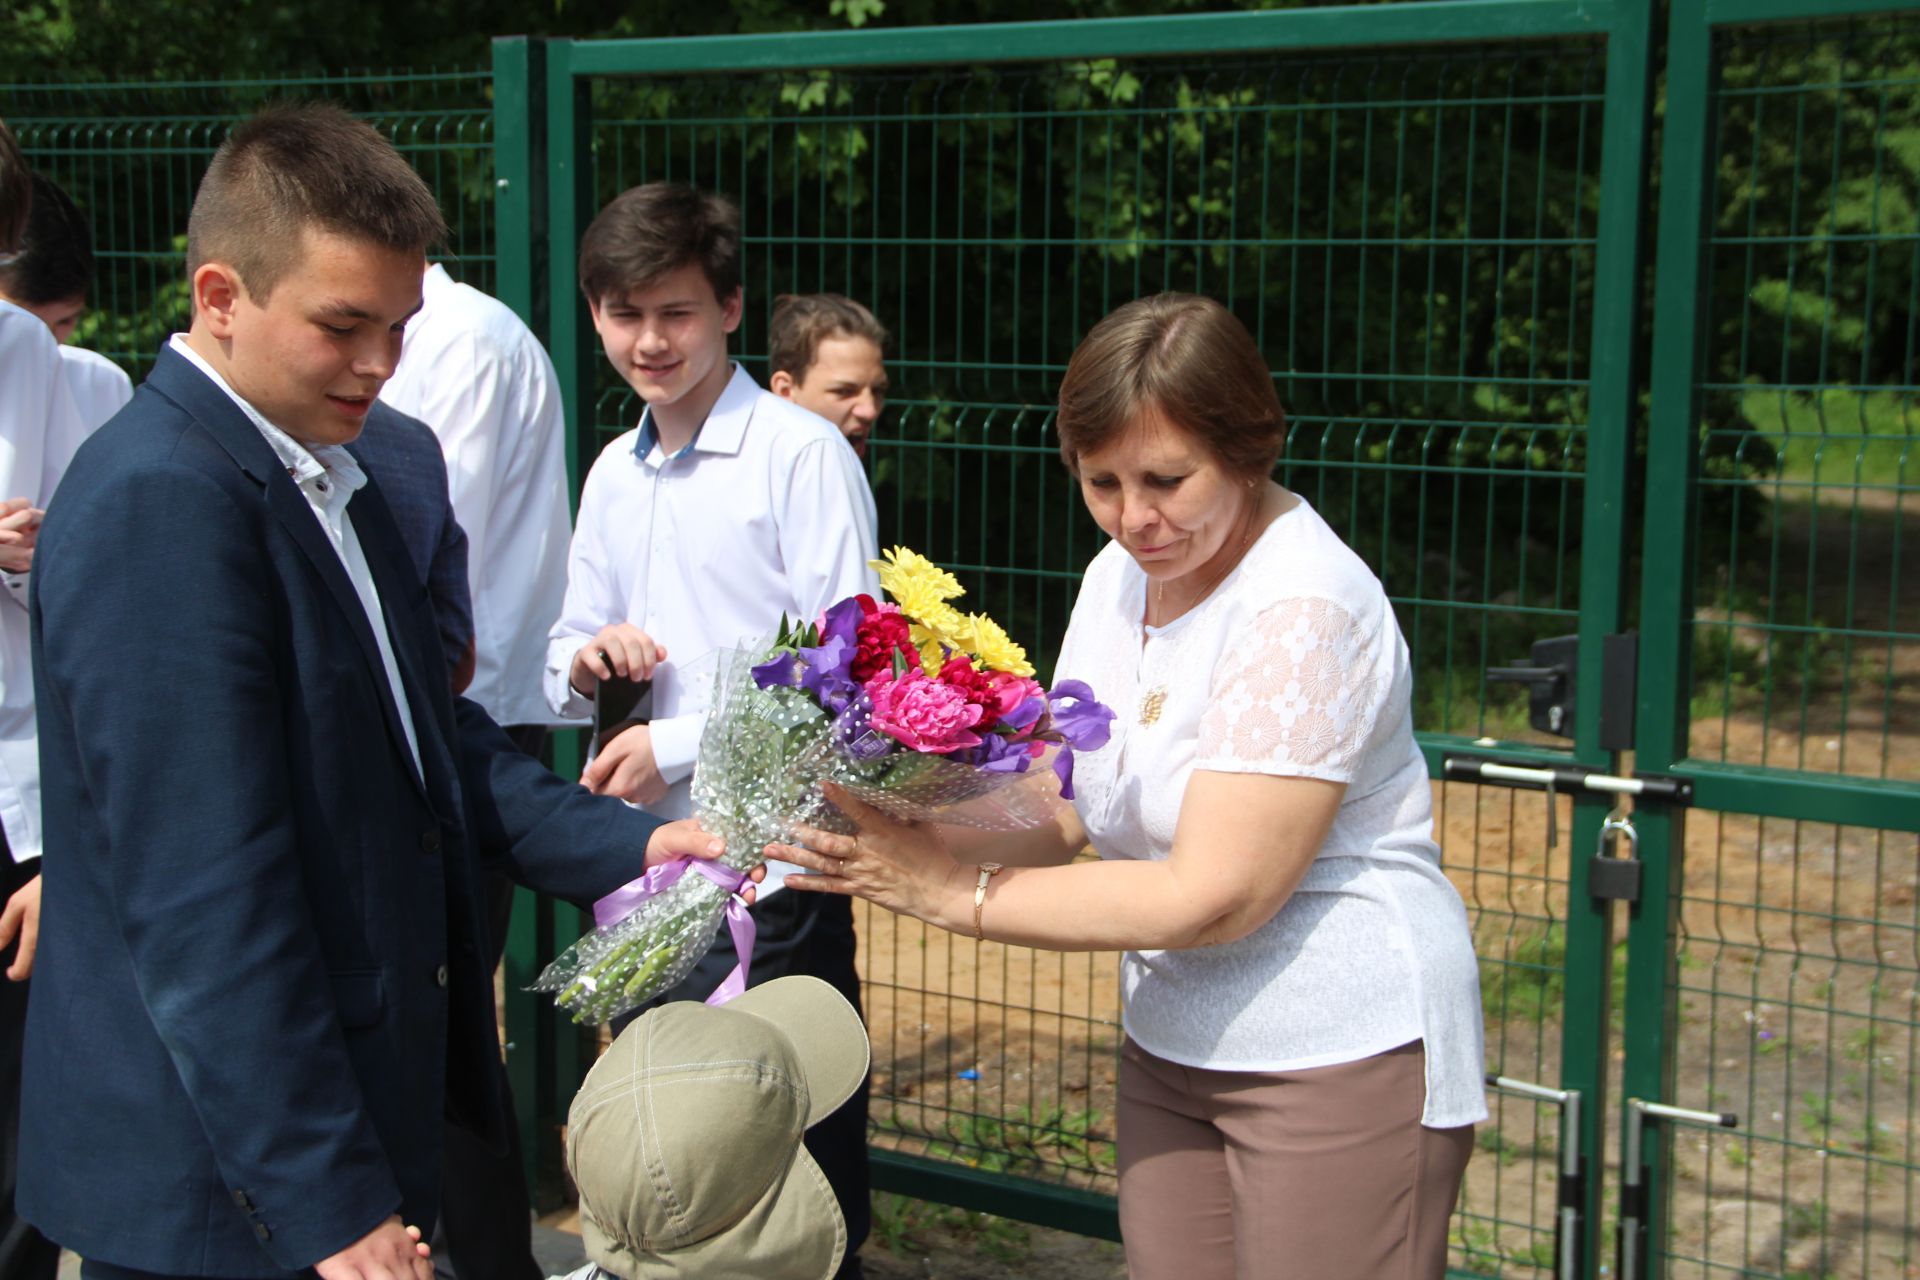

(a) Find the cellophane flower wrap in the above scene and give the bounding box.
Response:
[534,547,1116,1024]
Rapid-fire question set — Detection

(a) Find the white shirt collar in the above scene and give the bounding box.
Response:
[421,261,455,303]
[634,363,757,468]
[167,334,368,507]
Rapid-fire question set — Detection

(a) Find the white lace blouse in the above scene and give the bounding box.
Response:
[1053,496,1488,1128]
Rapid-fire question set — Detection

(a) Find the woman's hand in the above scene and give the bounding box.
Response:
[772,783,968,928]
[645,818,763,904]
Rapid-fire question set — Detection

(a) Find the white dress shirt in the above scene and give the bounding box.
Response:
[1054,500,1487,1128]
[380,264,575,728]
[546,365,878,875]
[169,335,422,775]
[60,344,135,434]
[0,302,91,863]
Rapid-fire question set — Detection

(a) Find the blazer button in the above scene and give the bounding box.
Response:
[435,964,449,988]
[254,1222,272,1243]
[419,829,442,854]
[231,1188,253,1211]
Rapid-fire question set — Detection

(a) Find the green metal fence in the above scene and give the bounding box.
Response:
[518,2,1663,1270]
[1,70,499,382]
[1634,3,1920,1278]
[7,2,1919,1275]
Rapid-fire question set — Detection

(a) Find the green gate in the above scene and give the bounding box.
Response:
[1627,3,1920,1278]
[506,2,1665,1272]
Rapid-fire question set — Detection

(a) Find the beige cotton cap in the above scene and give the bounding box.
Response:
[565,975,871,1280]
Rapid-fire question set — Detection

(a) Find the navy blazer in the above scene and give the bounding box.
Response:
[348,405,473,675]
[19,346,655,1276]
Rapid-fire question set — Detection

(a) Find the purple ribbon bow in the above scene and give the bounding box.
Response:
[593,858,757,1006]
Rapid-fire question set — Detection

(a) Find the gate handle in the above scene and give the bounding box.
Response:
[1618,1099,1740,1280]
[1485,1075,1583,1280]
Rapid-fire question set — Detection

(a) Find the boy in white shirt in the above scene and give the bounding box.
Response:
[0,172,135,431]
[0,115,73,1280]
[544,182,877,1278]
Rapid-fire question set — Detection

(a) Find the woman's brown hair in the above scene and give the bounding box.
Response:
[1055,293,1286,481]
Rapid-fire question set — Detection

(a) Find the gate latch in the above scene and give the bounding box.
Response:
[1487,635,1579,738]
[1589,814,1642,903]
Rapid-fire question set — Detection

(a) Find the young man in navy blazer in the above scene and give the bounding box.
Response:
[17,103,733,1280]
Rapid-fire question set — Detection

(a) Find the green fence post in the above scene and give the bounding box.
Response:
[527,36,600,1213]
[545,38,597,505]
[1556,3,1660,1277]
[1624,6,1716,1279]
[490,33,564,1210]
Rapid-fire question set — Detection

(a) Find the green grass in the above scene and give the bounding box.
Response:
[1742,387,1916,489]
[869,1192,1032,1264]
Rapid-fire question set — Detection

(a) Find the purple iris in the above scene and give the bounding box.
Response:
[752,651,801,690]
[752,598,864,709]
[998,695,1046,735]
[966,730,1038,774]
[1045,679,1115,801]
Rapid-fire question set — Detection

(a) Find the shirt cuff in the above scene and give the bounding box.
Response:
[1,570,28,610]
[646,714,704,787]
[544,639,595,720]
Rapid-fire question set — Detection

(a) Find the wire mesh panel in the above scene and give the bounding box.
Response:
[1687,16,1918,786]
[575,36,1621,1267]
[0,72,497,382]
[1655,12,1920,1279]
[581,48,1612,712]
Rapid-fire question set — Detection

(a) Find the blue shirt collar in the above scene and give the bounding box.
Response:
[634,404,701,462]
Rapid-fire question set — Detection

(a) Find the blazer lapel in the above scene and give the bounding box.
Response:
[349,472,461,819]
[145,348,432,803]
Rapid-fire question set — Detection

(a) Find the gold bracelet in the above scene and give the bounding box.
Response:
[972,863,1004,940]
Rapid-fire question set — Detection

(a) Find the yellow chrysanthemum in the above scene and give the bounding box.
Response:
[871,546,964,616]
[908,603,969,670]
[959,611,1034,677]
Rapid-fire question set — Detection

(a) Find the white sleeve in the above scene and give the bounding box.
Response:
[775,437,880,618]
[415,329,505,582]
[1195,596,1390,784]
[544,461,619,719]
[0,314,85,612]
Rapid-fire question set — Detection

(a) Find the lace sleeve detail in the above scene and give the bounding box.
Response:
[1196,596,1387,782]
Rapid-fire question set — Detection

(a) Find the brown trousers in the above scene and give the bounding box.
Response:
[1116,1038,1474,1280]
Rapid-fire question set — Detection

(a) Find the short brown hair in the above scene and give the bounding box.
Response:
[1055,293,1286,481]
[0,117,29,255]
[578,182,741,306]
[0,174,93,306]
[768,293,889,383]
[186,101,446,303]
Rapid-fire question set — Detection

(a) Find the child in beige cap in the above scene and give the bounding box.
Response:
[551,974,871,1280]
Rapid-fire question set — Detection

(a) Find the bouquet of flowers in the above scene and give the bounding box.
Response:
[534,547,1115,1024]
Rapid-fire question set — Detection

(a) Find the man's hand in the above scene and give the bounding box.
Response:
[0,872,39,981]
[581,723,668,806]
[568,623,667,698]
[314,1216,432,1280]
[0,502,43,575]
[645,819,763,903]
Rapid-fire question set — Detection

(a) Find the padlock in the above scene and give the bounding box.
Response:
[1588,814,1642,903]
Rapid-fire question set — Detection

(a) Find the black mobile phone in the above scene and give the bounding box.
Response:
[592,672,653,754]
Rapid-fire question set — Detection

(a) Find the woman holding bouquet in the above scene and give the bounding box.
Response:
[775,293,1485,1280]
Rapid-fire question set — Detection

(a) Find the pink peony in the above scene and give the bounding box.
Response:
[984,671,1046,725]
[864,668,984,754]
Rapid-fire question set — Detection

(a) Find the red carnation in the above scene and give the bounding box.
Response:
[937,654,1006,732]
[851,605,919,682]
